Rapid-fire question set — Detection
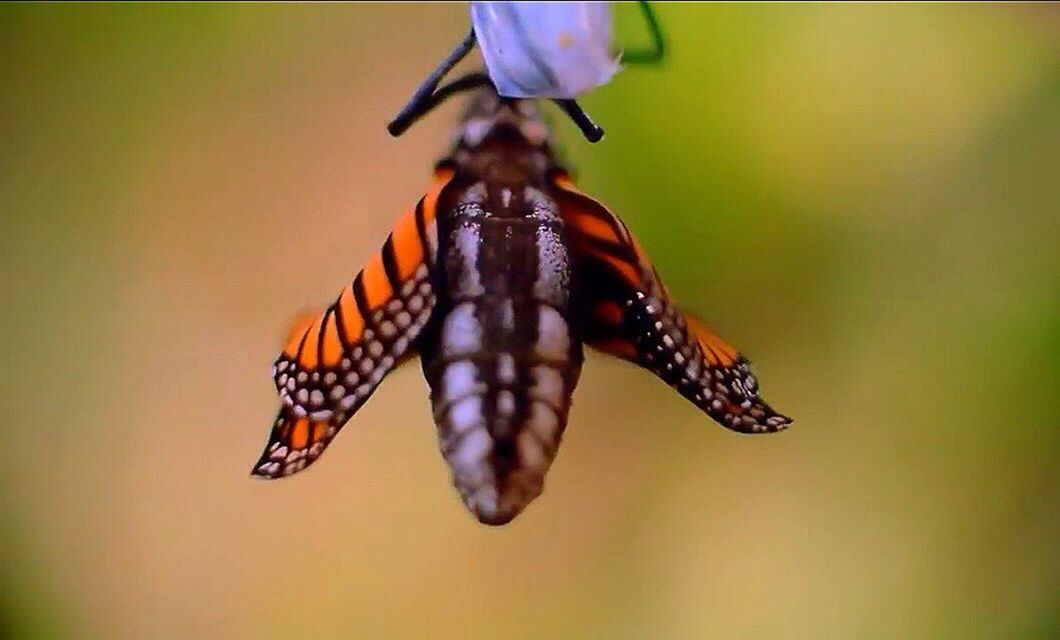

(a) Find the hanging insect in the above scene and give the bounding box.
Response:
[252,86,791,525]
[388,1,665,143]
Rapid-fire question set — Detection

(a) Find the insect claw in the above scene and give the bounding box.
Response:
[552,98,604,143]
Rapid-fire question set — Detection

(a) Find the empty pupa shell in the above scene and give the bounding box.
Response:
[470,1,621,99]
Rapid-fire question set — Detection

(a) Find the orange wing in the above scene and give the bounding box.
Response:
[252,171,452,478]
[554,173,791,434]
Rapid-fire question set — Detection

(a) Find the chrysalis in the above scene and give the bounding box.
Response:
[470,1,621,99]
[387,1,664,142]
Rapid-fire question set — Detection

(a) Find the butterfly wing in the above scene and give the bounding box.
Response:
[554,174,791,433]
[251,171,452,478]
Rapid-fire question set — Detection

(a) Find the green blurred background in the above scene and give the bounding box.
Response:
[1,3,1057,638]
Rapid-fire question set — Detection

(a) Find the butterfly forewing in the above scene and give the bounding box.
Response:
[251,171,452,478]
[554,173,792,434]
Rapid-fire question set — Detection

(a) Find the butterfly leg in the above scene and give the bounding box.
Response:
[552,99,605,143]
[388,28,478,137]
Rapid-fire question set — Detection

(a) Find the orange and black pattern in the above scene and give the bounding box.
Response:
[251,171,451,478]
[252,90,789,524]
[554,174,791,434]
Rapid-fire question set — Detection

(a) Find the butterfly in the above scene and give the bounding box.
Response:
[252,88,791,526]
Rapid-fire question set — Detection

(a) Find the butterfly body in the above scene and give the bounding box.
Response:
[254,90,790,525]
[424,181,582,525]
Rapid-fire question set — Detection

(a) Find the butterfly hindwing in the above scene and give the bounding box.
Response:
[251,171,452,478]
[554,173,791,434]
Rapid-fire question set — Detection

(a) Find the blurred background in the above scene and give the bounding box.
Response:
[1,3,1057,638]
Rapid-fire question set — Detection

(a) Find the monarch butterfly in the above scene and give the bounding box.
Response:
[388,1,665,143]
[253,87,791,526]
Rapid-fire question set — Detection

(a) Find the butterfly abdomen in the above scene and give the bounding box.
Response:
[421,182,583,525]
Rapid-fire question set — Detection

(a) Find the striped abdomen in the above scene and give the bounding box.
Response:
[421,184,583,525]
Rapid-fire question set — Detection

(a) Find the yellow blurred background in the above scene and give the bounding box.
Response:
[2,3,1057,638]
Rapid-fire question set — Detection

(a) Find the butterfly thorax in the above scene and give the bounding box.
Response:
[446,92,554,182]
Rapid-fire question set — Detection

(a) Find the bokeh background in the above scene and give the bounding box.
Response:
[2,3,1058,638]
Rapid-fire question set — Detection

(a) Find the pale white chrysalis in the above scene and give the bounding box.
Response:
[470,1,621,99]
